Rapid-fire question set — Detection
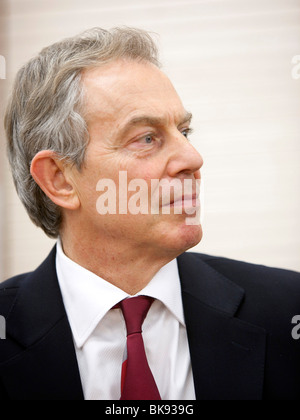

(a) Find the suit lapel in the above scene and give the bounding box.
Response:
[3,247,84,400]
[177,253,266,400]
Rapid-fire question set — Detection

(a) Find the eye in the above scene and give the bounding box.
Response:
[181,128,193,139]
[135,134,159,146]
[127,133,160,152]
[144,135,154,144]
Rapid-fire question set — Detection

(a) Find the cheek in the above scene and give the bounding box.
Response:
[127,158,167,182]
[79,149,168,210]
[74,165,106,212]
[126,165,166,207]
[77,178,97,212]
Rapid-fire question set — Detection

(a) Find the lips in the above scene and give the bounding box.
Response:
[153,177,201,210]
[162,192,200,210]
[169,193,198,206]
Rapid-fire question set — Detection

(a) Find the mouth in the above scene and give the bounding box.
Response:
[162,193,200,210]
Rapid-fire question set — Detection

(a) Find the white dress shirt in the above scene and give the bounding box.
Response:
[55,240,196,400]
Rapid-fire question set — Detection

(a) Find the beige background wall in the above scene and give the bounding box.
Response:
[1,0,300,280]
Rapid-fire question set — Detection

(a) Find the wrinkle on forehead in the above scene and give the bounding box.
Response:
[81,59,182,126]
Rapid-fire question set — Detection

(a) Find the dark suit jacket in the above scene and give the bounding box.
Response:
[0,247,300,400]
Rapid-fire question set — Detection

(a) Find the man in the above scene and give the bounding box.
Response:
[1,27,300,401]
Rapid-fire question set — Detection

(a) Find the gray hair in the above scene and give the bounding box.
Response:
[4,27,160,238]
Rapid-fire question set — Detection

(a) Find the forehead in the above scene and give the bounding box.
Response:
[81,59,186,125]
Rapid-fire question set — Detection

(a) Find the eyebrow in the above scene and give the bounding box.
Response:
[120,111,193,135]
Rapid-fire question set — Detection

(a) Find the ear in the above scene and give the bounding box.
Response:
[30,151,80,210]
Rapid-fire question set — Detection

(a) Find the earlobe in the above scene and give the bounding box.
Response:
[30,151,80,210]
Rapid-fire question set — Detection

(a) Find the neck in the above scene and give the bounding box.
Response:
[60,230,177,295]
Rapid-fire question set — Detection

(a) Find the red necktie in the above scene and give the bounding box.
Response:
[119,296,161,400]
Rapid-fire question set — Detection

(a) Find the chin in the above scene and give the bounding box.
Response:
[161,223,203,256]
[180,223,203,250]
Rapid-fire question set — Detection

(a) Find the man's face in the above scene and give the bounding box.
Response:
[70,59,203,257]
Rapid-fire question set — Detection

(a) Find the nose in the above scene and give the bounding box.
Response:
[167,136,204,178]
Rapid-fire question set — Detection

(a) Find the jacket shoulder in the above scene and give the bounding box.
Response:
[0,246,57,324]
[184,252,300,328]
[191,252,300,291]
[1,273,31,289]
[0,274,31,318]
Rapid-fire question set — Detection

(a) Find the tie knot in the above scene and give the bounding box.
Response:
[120,296,154,336]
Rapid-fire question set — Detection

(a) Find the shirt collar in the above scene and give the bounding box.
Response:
[56,240,185,348]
